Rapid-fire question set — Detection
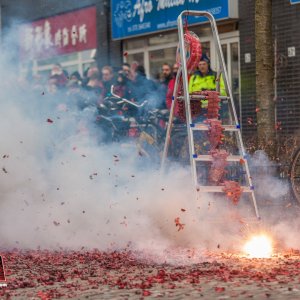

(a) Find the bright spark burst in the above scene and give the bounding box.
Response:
[243,235,273,258]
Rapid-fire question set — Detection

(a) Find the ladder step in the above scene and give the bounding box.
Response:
[194,155,244,162]
[177,95,230,101]
[197,186,253,193]
[191,123,239,131]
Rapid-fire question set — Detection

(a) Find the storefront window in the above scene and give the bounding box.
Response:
[124,39,145,50]
[230,42,240,119]
[81,49,97,61]
[200,41,211,59]
[38,53,78,67]
[221,44,228,68]
[149,47,177,79]
[124,31,211,78]
[148,32,178,46]
[27,49,97,78]
[126,52,144,67]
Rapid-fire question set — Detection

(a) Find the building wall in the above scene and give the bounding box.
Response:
[239,0,257,135]
[273,0,300,135]
[0,0,122,68]
[239,0,300,136]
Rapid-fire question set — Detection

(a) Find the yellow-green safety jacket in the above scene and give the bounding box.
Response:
[188,70,226,108]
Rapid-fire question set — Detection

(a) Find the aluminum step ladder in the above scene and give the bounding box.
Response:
[161,10,260,219]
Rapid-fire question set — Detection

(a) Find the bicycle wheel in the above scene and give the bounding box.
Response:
[290,147,300,204]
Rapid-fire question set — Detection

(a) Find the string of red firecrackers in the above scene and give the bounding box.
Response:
[202,91,244,204]
[205,119,225,150]
[176,30,202,122]
[208,149,229,184]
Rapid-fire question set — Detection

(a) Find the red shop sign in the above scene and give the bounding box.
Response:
[19,6,97,60]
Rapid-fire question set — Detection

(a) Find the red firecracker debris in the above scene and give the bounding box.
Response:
[1,249,300,299]
[239,158,245,165]
[203,90,220,119]
[206,119,225,150]
[142,290,151,296]
[222,180,243,204]
[174,217,185,231]
[275,121,282,130]
[209,149,229,184]
[177,88,201,121]
[215,286,226,292]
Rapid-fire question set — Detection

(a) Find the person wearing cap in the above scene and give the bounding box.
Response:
[188,54,226,109]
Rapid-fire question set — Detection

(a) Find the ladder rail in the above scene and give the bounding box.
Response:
[178,14,198,187]
[161,67,182,169]
[160,10,260,219]
[178,11,260,219]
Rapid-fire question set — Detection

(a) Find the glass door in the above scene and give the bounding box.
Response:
[220,35,240,121]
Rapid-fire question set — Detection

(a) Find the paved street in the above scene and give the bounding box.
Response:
[1,250,300,299]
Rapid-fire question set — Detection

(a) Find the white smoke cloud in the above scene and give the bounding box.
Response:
[0,24,299,264]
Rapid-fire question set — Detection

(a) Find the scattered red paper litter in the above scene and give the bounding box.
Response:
[1,249,300,299]
[37,291,50,300]
[174,217,185,231]
[142,290,151,296]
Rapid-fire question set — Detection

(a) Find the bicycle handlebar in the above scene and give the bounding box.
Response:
[110,85,148,108]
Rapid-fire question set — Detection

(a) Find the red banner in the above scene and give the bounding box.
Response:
[20,6,97,60]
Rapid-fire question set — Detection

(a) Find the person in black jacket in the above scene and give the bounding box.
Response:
[129,65,160,109]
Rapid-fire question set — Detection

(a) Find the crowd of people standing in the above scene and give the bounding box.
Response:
[32,61,179,114]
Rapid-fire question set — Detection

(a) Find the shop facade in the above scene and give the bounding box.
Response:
[1,0,299,135]
[0,0,122,78]
[239,0,300,135]
[111,0,241,119]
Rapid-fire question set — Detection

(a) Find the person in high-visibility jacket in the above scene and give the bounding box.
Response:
[188,54,226,109]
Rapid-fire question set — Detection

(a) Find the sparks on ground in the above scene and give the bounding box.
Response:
[243,234,273,258]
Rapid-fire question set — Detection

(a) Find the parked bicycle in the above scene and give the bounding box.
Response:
[290,146,300,204]
[95,86,169,161]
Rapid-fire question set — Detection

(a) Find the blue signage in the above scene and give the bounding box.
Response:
[290,0,300,4]
[111,0,233,40]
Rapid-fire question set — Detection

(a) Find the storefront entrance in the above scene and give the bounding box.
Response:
[124,30,240,119]
[220,33,240,120]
